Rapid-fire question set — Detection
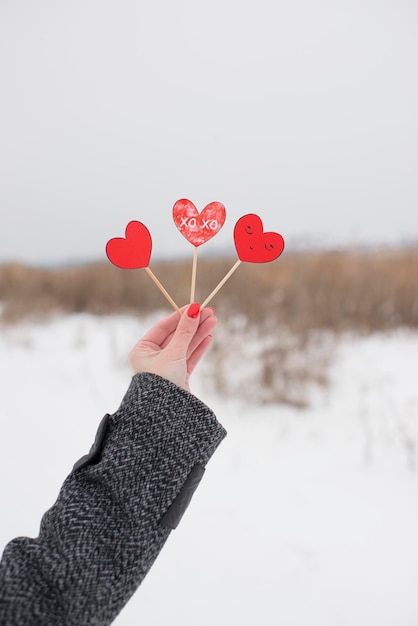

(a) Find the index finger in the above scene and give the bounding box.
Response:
[140,307,187,347]
[160,307,215,350]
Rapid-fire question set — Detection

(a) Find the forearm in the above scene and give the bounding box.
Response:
[0,373,226,626]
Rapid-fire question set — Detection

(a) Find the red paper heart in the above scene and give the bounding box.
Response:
[173,199,226,247]
[106,221,152,269]
[234,214,285,263]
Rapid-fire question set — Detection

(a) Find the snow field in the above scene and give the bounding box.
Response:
[0,314,417,625]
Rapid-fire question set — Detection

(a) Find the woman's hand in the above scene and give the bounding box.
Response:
[129,304,217,393]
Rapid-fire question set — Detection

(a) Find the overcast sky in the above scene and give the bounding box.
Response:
[0,0,417,265]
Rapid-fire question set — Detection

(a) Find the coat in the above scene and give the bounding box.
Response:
[0,373,227,625]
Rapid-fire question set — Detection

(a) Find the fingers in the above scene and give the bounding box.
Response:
[129,305,216,383]
[165,303,205,360]
[187,335,213,376]
[186,312,217,358]
[140,308,185,348]
[160,306,215,350]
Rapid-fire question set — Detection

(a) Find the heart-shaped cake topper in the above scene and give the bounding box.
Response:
[234,214,285,263]
[106,220,180,312]
[201,213,285,307]
[106,221,152,269]
[173,199,226,247]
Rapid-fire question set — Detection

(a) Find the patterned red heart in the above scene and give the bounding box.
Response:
[173,199,226,247]
[106,221,152,269]
[234,214,285,263]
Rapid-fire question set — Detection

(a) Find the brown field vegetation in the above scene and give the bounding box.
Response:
[0,248,416,330]
[1,249,416,405]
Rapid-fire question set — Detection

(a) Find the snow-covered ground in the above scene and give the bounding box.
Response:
[1,313,417,626]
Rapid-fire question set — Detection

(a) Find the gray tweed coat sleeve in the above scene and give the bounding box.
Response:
[0,372,227,626]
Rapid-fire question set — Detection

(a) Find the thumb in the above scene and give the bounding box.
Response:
[167,303,201,359]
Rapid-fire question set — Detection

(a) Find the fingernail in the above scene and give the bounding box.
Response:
[187,302,200,318]
[207,307,215,314]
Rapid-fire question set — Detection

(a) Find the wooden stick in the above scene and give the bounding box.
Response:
[145,267,181,314]
[190,247,198,304]
[201,259,242,308]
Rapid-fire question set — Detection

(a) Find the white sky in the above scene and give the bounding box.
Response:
[0,0,417,264]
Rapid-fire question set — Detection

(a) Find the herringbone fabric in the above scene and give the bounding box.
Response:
[0,373,226,625]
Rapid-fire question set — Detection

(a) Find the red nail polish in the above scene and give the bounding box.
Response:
[187,303,200,318]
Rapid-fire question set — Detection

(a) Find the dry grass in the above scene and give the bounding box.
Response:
[0,249,416,331]
[1,249,416,405]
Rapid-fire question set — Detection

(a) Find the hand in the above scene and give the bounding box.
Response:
[129,303,217,393]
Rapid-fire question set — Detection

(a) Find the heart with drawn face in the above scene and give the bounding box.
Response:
[173,199,226,247]
[106,221,152,269]
[234,214,285,263]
